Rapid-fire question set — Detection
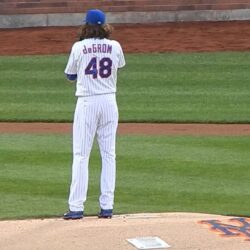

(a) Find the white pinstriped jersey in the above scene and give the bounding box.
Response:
[65,38,125,97]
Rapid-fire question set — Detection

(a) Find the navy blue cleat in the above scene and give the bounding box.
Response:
[98,209,113,218]
[63,210,84,220]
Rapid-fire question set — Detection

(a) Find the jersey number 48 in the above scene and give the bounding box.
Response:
[85,57,112,79]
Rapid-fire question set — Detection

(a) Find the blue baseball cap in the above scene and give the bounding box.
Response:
[84,9,106,25]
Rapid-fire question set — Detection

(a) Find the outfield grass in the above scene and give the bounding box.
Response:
[0,52,250,123]
[0,134,249,220]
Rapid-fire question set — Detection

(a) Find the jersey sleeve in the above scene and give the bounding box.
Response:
[64,43,78,75]
[117,43,126,69]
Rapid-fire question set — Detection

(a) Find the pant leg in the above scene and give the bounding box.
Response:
[96,94,118,210]
[68,97,98,211]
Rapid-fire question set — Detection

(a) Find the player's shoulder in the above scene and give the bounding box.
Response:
[71,41,82,49]
[107,39,122,47]
[105,39,123,52]
[70,40,87,54]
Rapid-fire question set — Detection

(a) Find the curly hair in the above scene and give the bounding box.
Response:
[78,24,113,40]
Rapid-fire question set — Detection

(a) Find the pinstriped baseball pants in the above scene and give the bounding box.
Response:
[68,93,118,212]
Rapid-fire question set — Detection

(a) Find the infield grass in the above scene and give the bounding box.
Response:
[0,134,249,220]
[0,52,250,123]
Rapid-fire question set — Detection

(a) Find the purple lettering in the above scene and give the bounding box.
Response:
[102,44,107,53]
[107,45,112,54]
[92,44,97,53]
[82,45,87,54]
[98,44,102,53]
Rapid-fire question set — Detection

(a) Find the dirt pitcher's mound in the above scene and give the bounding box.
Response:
[1,213,249,250]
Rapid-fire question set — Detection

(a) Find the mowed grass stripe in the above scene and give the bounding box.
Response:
[0,134,249,219]
[0,52,250,122]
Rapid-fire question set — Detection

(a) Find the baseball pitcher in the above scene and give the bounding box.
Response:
[63,9,125,219]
